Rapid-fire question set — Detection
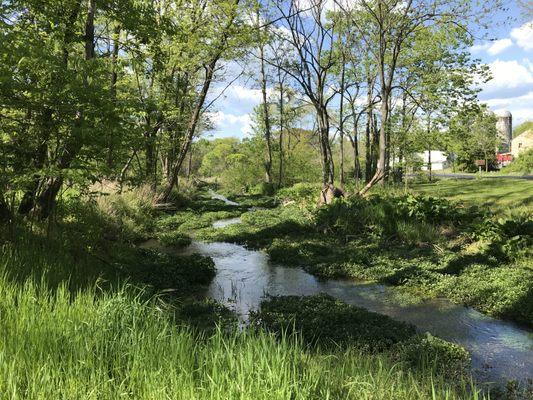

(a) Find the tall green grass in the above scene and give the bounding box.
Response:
[0,278,484,399]
[0,240,488,399]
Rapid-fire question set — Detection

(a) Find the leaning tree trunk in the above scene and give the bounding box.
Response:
[160,60,218,202]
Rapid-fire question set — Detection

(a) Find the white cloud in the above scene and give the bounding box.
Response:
[470,42,490,53]
[208,111,253,136]
[487,38,513,55]
[471,38,513,56]
[483,92,533,126]
[483,59,533,93]
[226,85,263,103]
[510,21,533,51]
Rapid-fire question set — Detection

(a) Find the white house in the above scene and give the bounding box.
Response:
[418,150,448,171]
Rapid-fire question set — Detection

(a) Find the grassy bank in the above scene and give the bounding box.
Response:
[0,277,486,399]
[0,184,529,398]
[0,225,486,399]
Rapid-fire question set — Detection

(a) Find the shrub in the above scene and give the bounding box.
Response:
[313,194,479,243]
[471,213,533,261]
[502,148,533,175]
[95,185,157,242]
[276,183,320,207]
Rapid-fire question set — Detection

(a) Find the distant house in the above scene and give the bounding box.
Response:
[418,151,449,171]
[511,129,533,158]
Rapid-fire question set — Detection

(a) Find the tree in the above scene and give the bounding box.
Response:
[269,0,340,202]
[334,0,503,194]
[448,107,498,172]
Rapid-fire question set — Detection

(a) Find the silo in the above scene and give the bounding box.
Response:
[496,110,512,152]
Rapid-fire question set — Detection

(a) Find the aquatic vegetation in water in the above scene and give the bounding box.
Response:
[252,294,417,351]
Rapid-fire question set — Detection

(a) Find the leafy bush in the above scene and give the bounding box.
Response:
[313,194,480,244]
[253,294,416,351]
[502,148,533,175]
[95,186,157,242]
[471,213,533,261]
[276,183,320,207]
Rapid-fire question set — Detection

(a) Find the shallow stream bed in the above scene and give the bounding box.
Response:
[149,192,533,387]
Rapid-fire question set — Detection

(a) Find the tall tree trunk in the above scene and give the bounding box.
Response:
[428,148,432,181]
[350,104,361,186]
[384,94,392,182]
[317,108,334,186]
[107,24,121,170]
[360,85,388,195]
[187,144,193,180]
[277,71,285,188]
[338,55,346,188]
[259,42,273,184]
[33,0,95,218]
[364,76,374,183]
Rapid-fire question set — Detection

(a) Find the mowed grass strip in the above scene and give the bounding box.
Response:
[410,179,533,212]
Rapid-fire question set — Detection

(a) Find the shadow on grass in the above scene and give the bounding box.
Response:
[0,221,215,298]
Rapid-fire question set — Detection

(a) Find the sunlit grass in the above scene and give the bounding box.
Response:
[410,178,533,212]
[0,240,487,400]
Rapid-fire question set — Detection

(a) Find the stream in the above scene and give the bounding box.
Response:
[154,192,533,386]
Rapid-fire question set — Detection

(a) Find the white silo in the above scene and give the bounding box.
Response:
[496,110,512,152]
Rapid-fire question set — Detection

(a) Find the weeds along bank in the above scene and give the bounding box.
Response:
[183,182,533,327]
[0,188,498,399]
[0,278,488,400]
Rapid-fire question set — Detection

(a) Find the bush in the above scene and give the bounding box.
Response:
[276,183,320,207]
[252,294,416,351]
[471,213,533,261]
[502,148,533,175]
[95,185,157,242]
[313,194,480,244]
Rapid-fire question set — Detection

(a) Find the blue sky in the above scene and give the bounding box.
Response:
[205,2,532,139]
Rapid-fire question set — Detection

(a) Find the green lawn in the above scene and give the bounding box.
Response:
[410,179,533,212]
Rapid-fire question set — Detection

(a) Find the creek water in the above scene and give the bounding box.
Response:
[177,238,532,386]
[152,192,533,386]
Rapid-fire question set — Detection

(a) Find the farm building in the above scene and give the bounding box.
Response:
[511,129,533,158]
[419,151,449,171]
